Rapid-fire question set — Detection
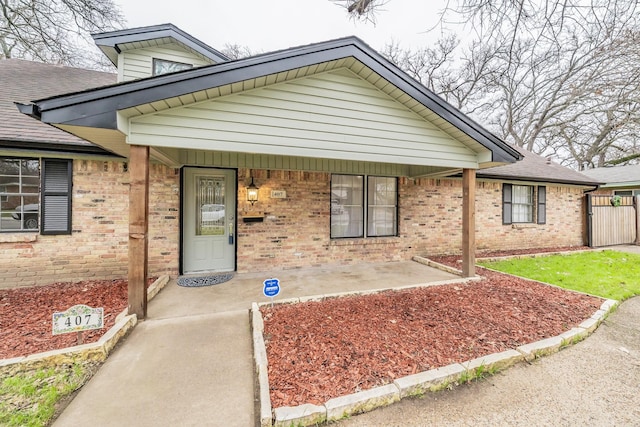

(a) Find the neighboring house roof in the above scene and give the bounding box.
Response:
[581,164,640,188]
[21,36,522,165]
[0,58,117,155]
[478,145,601,186]
[92,23,229,66]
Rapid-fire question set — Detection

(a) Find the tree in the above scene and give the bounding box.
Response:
[338,0,640,169]
[331,0,388,24]
[220,43,256,60]
[0,0,124,68]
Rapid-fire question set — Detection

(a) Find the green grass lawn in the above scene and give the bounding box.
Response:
[0,363,94,427]
[479,250,640,301]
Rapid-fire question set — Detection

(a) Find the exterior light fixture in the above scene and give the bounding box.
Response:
[247,176,259,205]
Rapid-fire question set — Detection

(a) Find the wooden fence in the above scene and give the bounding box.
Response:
[586,195,638,247]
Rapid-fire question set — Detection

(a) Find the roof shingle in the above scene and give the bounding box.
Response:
[0,59,115,147]
[479,145,601,186]
[580,164,640,185]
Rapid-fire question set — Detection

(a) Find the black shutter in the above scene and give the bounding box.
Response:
[537,186,547,224]
[41,159,72,235]
[502,183,512,225]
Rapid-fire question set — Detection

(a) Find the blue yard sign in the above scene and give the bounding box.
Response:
[263,278,280,298]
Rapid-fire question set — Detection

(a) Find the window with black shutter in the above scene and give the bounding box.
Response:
[41,159,72,235]
[537,186,546,224]
[502,183,513,224]
[503,183,546,225]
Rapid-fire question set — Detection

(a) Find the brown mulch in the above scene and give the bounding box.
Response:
[477,245,590,259]
[262,248,602,408]
[0,279,136,359]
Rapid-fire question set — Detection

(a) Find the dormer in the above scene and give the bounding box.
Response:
[92,24,229,83]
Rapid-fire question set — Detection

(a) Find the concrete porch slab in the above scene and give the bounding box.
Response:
[149,260,461,320]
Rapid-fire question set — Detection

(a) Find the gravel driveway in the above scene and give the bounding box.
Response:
[336,295,640,426]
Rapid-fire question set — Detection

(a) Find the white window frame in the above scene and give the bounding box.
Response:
[503,183,546,225]
[331,174,398,239]
[512,185,534,223]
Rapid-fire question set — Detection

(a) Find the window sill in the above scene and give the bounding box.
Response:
[0,233,38,243]
[511,223,537,229]
[330,236,400,246]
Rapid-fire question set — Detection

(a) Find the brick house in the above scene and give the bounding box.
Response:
[0,59,181,289]
[8,25,599,311]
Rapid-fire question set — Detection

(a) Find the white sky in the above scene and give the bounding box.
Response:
[114,0,449,54]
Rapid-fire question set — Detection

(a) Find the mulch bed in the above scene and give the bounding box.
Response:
[262,247,602,408]
[0,279,136,359]
[431,245,591,267]
[0,246,602,409]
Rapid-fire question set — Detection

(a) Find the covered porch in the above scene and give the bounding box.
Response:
[148,259,467,319]
[20,34,521,319]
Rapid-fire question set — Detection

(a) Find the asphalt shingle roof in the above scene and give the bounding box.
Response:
[479,145,601,186]
[580,164,640,185]
[0,58,115,147]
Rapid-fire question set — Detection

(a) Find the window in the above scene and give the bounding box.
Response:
[367,176,398,237]
[152,58,193,76]
[503,184,546,225]
[614,190,640,196]
[0,158,72,234]
[331,174,397,238]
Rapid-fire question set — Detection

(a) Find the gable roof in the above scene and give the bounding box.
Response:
[478,145,601,186]
[581,164,640,188]
[22,36,522,165]
[92,24,229,66]
[0,59,117,155]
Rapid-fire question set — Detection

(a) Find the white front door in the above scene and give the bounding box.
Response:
[183,168,236,273]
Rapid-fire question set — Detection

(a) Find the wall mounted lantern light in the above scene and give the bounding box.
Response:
[246,176,259,205]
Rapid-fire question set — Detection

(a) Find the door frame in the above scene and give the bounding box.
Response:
[179,167,238,275]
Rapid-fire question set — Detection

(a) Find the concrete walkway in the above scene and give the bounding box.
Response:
[53,261,459,427]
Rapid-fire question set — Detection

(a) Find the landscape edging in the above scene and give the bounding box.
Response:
[0,275,170,376]
[253,288,618,427]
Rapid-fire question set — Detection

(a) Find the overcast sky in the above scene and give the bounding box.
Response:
[114,0,448,54]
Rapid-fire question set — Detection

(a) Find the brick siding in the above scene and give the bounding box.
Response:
[0,160,179,288]
[0,165,588,288]
[236,169,588,273]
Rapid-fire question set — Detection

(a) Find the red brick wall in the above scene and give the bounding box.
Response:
[235,170,588,273]
[0,160,179,288]
[475,181,587,251]
[0,164,588,288]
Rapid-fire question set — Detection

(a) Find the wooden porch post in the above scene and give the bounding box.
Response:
[128,145,149,319]
[462,168,476,277]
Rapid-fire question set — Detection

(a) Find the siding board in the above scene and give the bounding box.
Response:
[121,43,213,81]
[135,112,468,155]
[131,69,480,169]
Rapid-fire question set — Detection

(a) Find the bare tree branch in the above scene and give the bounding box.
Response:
[337,0,640,169]
[330,0,389,24]
[0,0,124,68]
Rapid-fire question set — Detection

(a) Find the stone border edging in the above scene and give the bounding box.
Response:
[252,291,618,427]
[412,255,464,275]
[0,275,170,376]
[475,248,605,263]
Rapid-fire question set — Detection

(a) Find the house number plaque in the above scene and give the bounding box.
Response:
[53,304,104,336]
